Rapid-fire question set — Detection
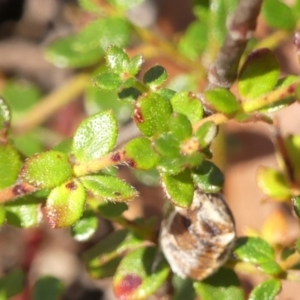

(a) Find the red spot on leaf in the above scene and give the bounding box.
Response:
[134,106,144,123]
[288,85,295,94]
[13,184,28,196]
[114,274,142,300]
[43,205,64,229]
[65,181,77,190]
[127,159,136,168]
[111,152,121,162]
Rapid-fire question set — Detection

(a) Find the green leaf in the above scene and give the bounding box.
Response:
[262,0,296,30]
[258,76,300,112]
[81,175,137,202]
[179,21,208,60]
[284,134,300,183]
[194,121,218,148]
[170,91,203,122]
[33,276,64,300]
[0,206,5,226]
[168,113,192,141]
[105,46,130,74]
[257,167,292,201]
[72,111,118,162]
[2,80,41,116]
[83,229,143,277]
[134,92,172,137]
[108,0,145,10]
[0,144,21,189]
[75,18,130,52]
[97,201,128,218]
[234,237,282,275]
[249,279,281,300]
[93,72,122,90]
[209,0,237,43]
[20,151,72,189]
[46,36,103,68]
[0,269,25,298]
[143,65,168,89]
[123,137,160,170]
[85,85,132,124]
[194,268,244,300]
[78,0,100,12]
[292,196,300,218]
[5,196,42,228]
[0,97,11,137]
[173,276,196,300]
[118,87,141,102]
[45,179,86,228]
[162,170,194,207]
[154,133,180,157]
[158,153,203,175]
[192,160,224,193]
[204,88,241,116]
[12,131,44,157]
[297,237,300,253]
[128,55,144,76]
[71,210,98,242]
[113,246,170,300]
[238,49,280,101]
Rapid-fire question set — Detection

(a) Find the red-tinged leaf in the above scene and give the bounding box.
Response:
[238,49,280,101]
[134,92,172,137]
[20,151,72,189]
[113,246,170,300]
[45,179,86,228]
[257,167,292,201]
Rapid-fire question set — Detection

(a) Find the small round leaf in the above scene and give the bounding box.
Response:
[257,167,292,201]
[204,88,240,116]
[105,46,130,74]
[143,65,168,89]
[45,179,86,228]
[162,170,194,207]
[81,175,137,202]
[249,279,281,300]
[0,97,11,134]
[93,72,122,90]
[194,268,244,300]
[5,196,42,228]
[194,121,218,149]
[71,210,98,242]
[168,113,192,141]
[0,144,21,189]
[20,151,72,189]
[170,91,203,122]
[134,92,172,137]
[123,137,160,170]
[262,0,296,30]
[192,160,224,193]
[238,49,280,101]
[72,111,118,163]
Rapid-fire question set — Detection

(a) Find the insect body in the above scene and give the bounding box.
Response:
[160,190,236,280]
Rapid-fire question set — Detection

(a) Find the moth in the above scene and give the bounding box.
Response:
[160,190,236,280]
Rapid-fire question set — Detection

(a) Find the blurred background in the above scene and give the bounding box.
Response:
[0,0,300,299]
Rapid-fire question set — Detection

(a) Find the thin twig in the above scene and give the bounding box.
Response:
[12,73,90,134]
[207,0,263,89]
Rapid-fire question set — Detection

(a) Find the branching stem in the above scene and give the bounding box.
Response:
[207,0,263,89]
